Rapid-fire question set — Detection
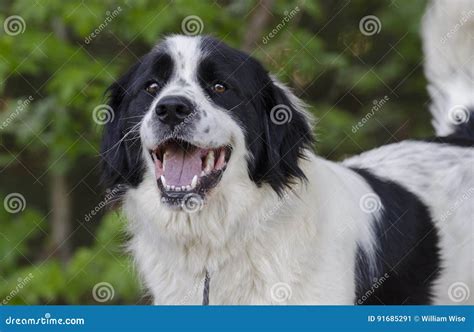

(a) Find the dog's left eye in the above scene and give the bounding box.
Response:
[145,82,160,95]
[211,83,226,93]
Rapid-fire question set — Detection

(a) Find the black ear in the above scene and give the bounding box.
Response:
[100,61,143,190]
[250,80,314,195]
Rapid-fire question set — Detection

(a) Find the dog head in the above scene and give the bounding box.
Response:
[101,35,313,212]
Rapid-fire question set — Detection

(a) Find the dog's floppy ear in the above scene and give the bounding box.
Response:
[100,61,143,190]
[251,77,314,195]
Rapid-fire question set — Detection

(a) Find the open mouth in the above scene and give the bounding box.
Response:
[150,139,232,208]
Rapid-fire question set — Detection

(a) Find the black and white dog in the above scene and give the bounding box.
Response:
[101,1,473,304]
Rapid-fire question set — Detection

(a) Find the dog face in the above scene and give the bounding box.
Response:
[101,35,313,211]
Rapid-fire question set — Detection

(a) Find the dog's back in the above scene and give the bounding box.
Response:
[344,0,474,304]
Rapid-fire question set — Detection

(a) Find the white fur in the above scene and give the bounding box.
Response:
[121,1,474,304]
[141,35,240,153]
[422,0,474,136]
[125,150,382,304]
[129,36,382,304]
[344,141,474,304]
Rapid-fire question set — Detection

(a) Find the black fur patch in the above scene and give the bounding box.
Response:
[101,52,174,189]
[420,109,474,147]
[352,168,441,305]
[451,109,474,140]
[199,36,314,195]
[419,136,474,147]
[102,35,314,196]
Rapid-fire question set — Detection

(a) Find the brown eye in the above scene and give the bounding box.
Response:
[145,82,159,95]
[212,83,226,93]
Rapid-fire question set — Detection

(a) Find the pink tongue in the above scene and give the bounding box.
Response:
[163,147,202,187]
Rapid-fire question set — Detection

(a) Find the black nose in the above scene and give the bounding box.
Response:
[155,96,193,129]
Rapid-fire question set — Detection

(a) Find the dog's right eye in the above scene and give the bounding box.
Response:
[145,82,160,95]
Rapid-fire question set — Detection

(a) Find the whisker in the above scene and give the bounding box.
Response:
[100,102,244,159]
[123,136,141,143]
[121,115,148,120]
[99,121,142,156]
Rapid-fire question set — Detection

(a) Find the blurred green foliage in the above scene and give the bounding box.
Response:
[0,0,430,304]
[1,210,139,304]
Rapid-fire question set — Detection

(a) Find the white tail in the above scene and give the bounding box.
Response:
[421,0,474,137]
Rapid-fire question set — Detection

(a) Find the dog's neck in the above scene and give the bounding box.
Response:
[124,153,378,304]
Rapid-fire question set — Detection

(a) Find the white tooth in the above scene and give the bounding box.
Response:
[204,151,215,173]
[161,176,167,187]
[181,186,186,191]
[163,151,168,171]
[171,185,175,190]
[191,175,198,189]
[186,185,191,191]
[176,187,181,191]
[201,171,205,177]
[166,185,171,191]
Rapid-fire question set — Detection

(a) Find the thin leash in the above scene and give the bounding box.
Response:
[202,270,210,305]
